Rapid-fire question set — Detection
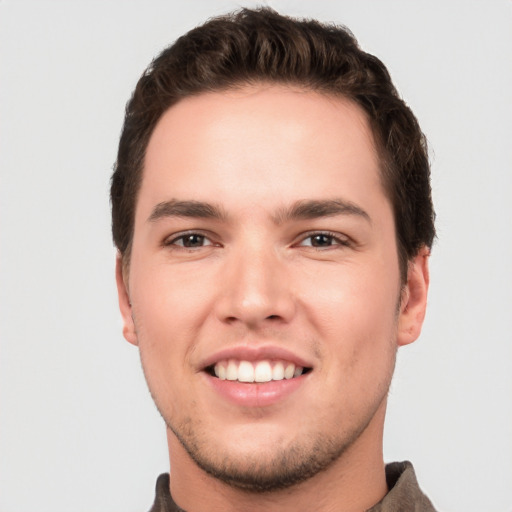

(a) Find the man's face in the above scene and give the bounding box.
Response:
[117,86,427,491]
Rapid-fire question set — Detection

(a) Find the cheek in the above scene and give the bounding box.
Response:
[132,285,195,420]
[133,260,213,332]
[130,261,219,388]
[301,262,399,329]
[298,260,400,380]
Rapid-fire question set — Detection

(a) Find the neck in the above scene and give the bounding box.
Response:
[166,403,388,512]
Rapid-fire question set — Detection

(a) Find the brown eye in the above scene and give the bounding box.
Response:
[181,234,206,247]
[298,232,350,249]
[310,234,334,247]
[167,233,214,248]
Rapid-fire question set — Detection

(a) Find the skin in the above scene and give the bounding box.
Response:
[116,85,430,512]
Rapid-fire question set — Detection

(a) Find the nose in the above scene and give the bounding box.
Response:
[215,244,296,328]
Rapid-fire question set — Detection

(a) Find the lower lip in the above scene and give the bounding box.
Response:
[204,373,308,408]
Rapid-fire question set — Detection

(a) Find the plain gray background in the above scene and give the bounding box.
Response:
[1,1,511,511]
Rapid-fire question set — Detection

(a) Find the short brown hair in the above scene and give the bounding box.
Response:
[111,7,435,279]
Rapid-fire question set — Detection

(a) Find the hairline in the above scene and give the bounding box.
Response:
[120,81,413,283]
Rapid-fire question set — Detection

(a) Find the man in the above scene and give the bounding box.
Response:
[111,8,436,512]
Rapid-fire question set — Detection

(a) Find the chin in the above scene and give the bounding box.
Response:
[167,416,363,494]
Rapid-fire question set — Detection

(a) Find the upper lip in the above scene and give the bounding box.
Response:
[200,345,314,371]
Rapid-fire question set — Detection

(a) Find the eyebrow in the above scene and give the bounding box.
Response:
[148,199,227,223]
[147,198,371,224]
[273,199,371,225]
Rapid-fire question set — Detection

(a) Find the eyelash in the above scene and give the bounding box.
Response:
[163,230,351,250]
[296,231,351,249]
[163,231,217,249]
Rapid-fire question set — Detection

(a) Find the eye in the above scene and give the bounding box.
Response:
[298,232,350,248]
[165,232,215,249]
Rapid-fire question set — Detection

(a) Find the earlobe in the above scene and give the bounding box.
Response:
[397,246,430,347]
[115,254,138,346]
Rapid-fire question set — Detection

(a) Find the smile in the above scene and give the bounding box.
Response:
[210,359,308,383]
[202,350,313,407]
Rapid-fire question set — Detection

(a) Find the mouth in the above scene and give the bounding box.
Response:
[205,359,312,383]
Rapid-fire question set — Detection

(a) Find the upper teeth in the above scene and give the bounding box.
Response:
[213,359,304,383]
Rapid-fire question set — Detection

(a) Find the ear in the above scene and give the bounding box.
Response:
[397,246,430,347]
[115,254,138,346]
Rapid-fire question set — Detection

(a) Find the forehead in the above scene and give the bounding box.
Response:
[140,85,384,216]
